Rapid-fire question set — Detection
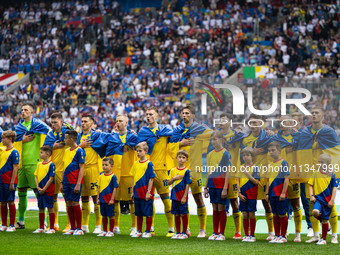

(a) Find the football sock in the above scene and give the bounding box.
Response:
[219,210,227,235]
[66,205,71,226]
[273,216,280,236]
[18,191,27,222]
[109,218,115,232]
[213,210,219,234]
[49,213,55,229]
[67,206,76,230]
[314,213,322,221]
[94,204,101,226]
[102,217,108,232]
[39,212,45,229]
[137,216,143,233]
[233,210,241,233]
[280,216,288,237]
[250,218,256,236]
[1,204,8,226]
[197,205,207,231]
[151,200,155,229]
[329,207,338,234]
[114,201,120,227]
[182,214,188,234]
[9,204,16,226]
[161,196,174,228]
[265,212,273,233]
[322,222,329,240]
[175,215,181,233]
[53,200,59,225]
[243,218,249,235]
[293,208,302,233]
[81,200,90,226]
[130,203,136,228]
[310,201,319,233]
[146,216,152,232]
[74,205,82,230]
[187,207,190,230]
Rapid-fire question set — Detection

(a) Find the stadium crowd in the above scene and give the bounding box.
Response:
[0,0,339,132]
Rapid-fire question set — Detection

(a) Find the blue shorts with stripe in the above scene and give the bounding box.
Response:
[171,199,188,215]
[209,188,227,205]
[269,196,288,215]
[100,203,115,217]
[64,184,82,202]
[313,200,332,220]
[37,193,54,208]
[239,198,257,212]
[134,198,153,217]
[0,183,16,202]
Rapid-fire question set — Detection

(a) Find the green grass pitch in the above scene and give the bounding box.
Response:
[0,211,338,254]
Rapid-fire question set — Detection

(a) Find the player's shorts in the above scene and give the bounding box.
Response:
[288,180,300,199]
[116,176,133,201]
[190,177,203,195]
[18,164,37,189]
[209,187,227,205]
[257,178,267,200]
[269,196,288,215]
[239,199,257,212]
[100,203,115,217]
[37,193,54,208]
[313,200,332,220]
[81,164,100,197]
[0,183,16,202]
[153,170,169,195]
[134,198,153,217]
[54,171,63,195]
[171,199,189,215]
[227,178,238,199]
[64,184,82,202]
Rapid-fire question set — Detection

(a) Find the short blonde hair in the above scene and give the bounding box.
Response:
[136,141,148,152]
[241,147,255,158]
[116,114,128,121]
[319,153,331,164]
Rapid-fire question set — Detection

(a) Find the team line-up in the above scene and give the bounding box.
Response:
[0,104,339,245]
[196,164,340,174]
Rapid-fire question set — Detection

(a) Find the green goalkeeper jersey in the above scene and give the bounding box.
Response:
[22,120,41,166]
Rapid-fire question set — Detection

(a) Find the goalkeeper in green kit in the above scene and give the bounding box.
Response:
[14,103,50,229]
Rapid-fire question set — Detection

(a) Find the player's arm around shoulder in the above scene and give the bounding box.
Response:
[75,148,86,193]
[308,177,316,203]
[328,175,338,208]
[145,177,154,202]
[221,166,230,199]
[96,183,101,205]
[280,173,290,201]
[181,182,190,205]
[9,149,19,191]
[167,168,175,185]
[42,163,55,194]
[204,166,210,198]
[109,187,117,206]
[109,175,119,205]
[265,178,270,202]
